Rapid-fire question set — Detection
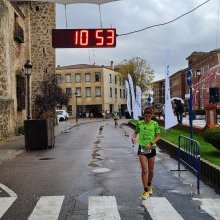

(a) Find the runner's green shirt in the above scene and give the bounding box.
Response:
[135,120,160,148]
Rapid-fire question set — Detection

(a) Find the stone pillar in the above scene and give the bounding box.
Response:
[205,103,218,128]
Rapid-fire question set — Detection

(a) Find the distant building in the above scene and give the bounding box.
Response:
[152,79,165,105]
[55,64,127,118]
[153,49,220,110]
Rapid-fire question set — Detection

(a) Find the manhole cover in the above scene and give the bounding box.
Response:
[39,157,54,160]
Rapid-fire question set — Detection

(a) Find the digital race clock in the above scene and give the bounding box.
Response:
[52,28,116,48]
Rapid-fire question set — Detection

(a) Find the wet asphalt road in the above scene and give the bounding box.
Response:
[0,120,219,220]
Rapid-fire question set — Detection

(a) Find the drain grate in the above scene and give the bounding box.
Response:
[39,157,54,160]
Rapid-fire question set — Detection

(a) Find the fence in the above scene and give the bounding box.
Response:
[178,135,201,194]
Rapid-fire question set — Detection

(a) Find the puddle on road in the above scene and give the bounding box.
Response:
[88,125,107,170]
[93,168,111,173]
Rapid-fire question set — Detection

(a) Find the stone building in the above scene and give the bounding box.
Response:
[56,64,127,118]
[0,0,55,140]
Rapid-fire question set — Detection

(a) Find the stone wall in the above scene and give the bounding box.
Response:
[0,0,56,140]
[29,2,56,119]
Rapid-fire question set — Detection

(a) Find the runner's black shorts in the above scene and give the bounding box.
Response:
[137,146,156,158]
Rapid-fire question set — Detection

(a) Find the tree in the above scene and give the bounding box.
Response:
[117,57,154,92]
[34,75,69,119]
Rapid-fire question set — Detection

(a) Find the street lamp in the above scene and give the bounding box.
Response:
[196,69,202,109]
[24,60,33,120]
[147,94,151,106]
[74,91,78,122]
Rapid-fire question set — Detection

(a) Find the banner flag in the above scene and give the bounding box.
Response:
[125,80,131,116]
[165,54,178,130]
[128,74,138,119]
[136,86,142,117]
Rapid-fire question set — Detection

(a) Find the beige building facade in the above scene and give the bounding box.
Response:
[56,64,127,118]
[0,0,55,140]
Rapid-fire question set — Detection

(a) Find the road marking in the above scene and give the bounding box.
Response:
[28,196,64,220]
[142,197,184,220]
[0,183,17,218]
[193,198,220,220]
[88,196,121,220]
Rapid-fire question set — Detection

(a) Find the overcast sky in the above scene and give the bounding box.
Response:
[55,0,220,81]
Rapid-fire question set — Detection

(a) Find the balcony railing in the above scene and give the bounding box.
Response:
[14,24,24,43]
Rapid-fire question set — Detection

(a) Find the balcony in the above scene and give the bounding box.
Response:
[14,25,24,43]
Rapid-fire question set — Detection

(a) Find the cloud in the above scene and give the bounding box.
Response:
[56,0,219,80]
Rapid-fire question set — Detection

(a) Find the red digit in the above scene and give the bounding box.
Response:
[106,29,115,46]
[96,30,104,46]
[80,30,88,46]
[74,31,79,45]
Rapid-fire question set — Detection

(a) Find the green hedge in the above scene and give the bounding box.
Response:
[202,127,220,151]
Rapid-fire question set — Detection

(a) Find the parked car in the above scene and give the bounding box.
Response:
[56,110,69,122]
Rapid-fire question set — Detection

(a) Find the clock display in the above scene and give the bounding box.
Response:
[52,29,116,48]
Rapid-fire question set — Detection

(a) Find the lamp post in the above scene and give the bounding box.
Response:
[196,69,202,109]
[24,60,33,120]
[147,94,151,106]
[74,91,78,122]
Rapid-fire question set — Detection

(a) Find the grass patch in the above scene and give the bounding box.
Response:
[160,127,220,166]
[129,119,220,167]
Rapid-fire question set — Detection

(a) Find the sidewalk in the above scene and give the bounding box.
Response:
[0,118,104,165]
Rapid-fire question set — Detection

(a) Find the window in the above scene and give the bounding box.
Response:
[120,89,122,98]
[123,89,125,98]
[95,87,101,97]
[115,88,117,98]
[76,87,81,97]
[66,88,72,97]
[16,75,26,111]
[115,75,117,84]
[66,74,71,83]
[56,74,61,84]
[85,73,91,82]
[209,88,219,103]
[110,87,112,97]
[95,72,101,82]
[67,105,72,115]
[110,74,112,83]
[86,87,91,97]
[75,73,81,82]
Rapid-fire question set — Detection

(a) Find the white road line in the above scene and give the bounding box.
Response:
[142,197,184,220]
[0,183,17,218]
[0,197,17,218]
[0,183,17,197]
[28,196,64,220]
[88,196,121,220]
[193,198,220,220]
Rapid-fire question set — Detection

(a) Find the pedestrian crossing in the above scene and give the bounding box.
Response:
[0,195,220,219]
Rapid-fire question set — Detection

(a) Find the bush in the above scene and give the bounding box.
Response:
[202,127,220,150]
[16,125,25,135]
[195,109,205,115]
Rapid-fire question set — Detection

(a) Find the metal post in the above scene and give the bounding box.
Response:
[27,74,31,120]
[75,96,78,123]
[189,86,193,139]
[187,68,193,139]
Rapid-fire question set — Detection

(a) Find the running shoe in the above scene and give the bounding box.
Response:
[139,191,150,200]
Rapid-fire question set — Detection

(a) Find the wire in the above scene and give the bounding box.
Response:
[117,0,211,37]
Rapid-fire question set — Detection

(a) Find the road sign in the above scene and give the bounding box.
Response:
[187,68,192,87]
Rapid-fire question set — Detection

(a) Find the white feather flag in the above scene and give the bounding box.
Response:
[125,80,131,116]
[136,86,142,117]
[165,57,178,130]
[128,74,138,119]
